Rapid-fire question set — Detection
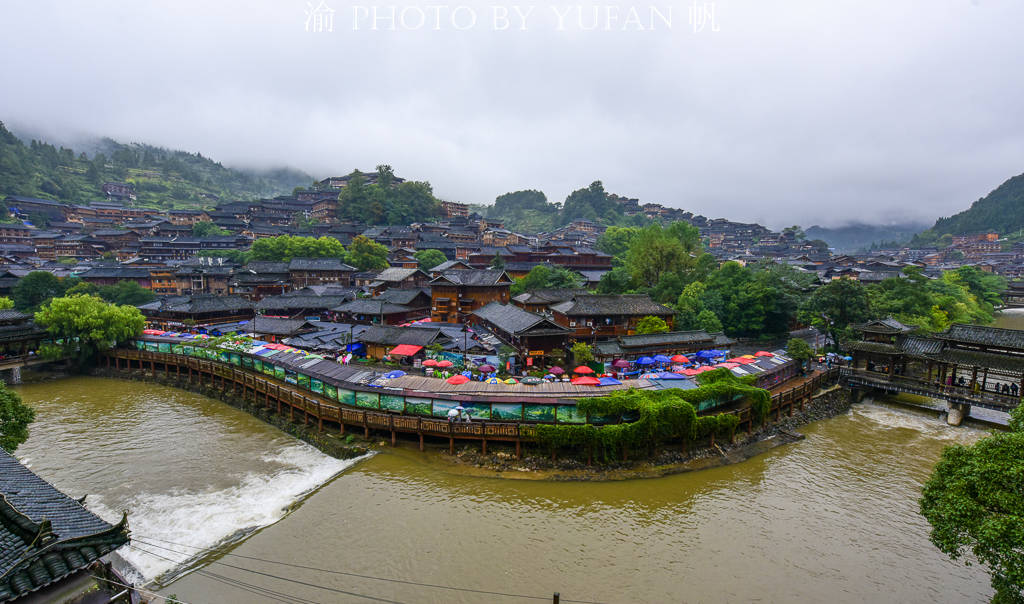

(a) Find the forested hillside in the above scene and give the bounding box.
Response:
[914,172,1024,244]
[0,121,311,208]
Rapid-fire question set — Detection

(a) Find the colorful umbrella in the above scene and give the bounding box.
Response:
[754,351,774,357]
[639,372,660,379]
[597,376,622,386]
[715,362,740,369]
[422,359,438,367]
[570,376,600,386]
[657,372,686,380]
[437,360,454,368]
[670,354,689,363]
[636,356,655,365]
[521,376,542,385]
[446,374,470,385]
[478,364,495,372]
[652,354,672,363]
[485,377,502,384]
[383,370,406,379]
[549,366,565,375]
[504,378,518,384]
[611,359,630,368]
[573,365,594,374]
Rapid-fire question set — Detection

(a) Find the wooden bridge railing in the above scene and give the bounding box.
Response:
[840,367,1020,411]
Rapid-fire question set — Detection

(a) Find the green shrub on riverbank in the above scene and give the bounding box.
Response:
[535,368,768,461]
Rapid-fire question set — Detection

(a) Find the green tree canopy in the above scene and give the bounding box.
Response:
[635,316,670,335]
[570,341,595,364]
[35,295,146,365]
[12,271,67,311]
[345,235,389,271]
[97,280,156,306]
[595,226,641,260]
[0,382,34,453]
[337,166,443,225]
[799,278,872,347]
[920,406,1024,601]
[413,249,447,271]
[0,297,13,310]
[192,220,230,237]
[251,235,346,262]
[510,264,584,296]
[786,337,813,370]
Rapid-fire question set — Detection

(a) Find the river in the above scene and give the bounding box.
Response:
[13,376,994,603]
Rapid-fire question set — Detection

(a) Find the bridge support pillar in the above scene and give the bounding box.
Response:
[946,402,969,426]
[9,366,21,385]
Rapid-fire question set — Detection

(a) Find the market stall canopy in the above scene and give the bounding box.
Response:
[478,364,495,372]
[436,360,454,368]
[446,374,470,384]
[611,359,631,368]
[652,355,672,363]
[657,372,686,380]
[549,366,565,375]
[573,366,594,374]
[570,376,600,386]
[670,355,689,363]
[597,377,622,386]
[636,356,655,365]
[389,344,423,357]
[422,359,438,367]
[754,351,774,357]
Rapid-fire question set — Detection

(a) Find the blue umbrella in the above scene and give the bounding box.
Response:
[652,354,672,363]
[636,356,655,365]
[843,356,853,361]
[383,370,406,379]
[657,372,686,380]
[461,370,472,377]
[597,377,622,386]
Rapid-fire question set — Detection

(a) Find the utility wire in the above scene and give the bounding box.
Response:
[129,542,320,604]
[130,541,407,604]
[134,535,603,604]
[90,574,196,604]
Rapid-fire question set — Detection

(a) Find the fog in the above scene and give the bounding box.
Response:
[2,0,1023,228]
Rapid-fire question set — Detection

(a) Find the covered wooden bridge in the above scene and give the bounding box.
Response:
[842,319,1024,423]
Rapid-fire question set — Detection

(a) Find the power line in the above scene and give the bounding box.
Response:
[129,543,320,604]
[91,574,196,604]
[134,535,603,604]
[130,541,407,604]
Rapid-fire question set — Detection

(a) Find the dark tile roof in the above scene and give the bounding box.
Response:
[0,310,31,322]
[242,261,290,274]
[357,325,450,347]
[374,267,426,282]
[0,449,129,601]
[856,318,916,334]
[255,293,354,311]
[550,294,674,316]
[511,288,587,305]
[251,316,316,336]
[375,288,430,306]
[935,323,1024,350]
[430,269,513,287]
[617,330,715,349]
[139,294,253,314]
[472,302,567,336]
[288,258,357,271]
[332,299,414,315]
[900,336,944,356]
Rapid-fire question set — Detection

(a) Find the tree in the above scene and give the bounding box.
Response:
[12,271,66,311]
[695,309,723,333]
[635,316,670,335]
[920,406,1024,602]
[34,295,146,365]
[0,382,34,452]
[570,341,594,364]
[595,226,641,259]
[414,249,447,271]
[0,297,13,309]
[625,223,689,288]
[489,254,505,269]
[251,235,346,262]
[192,220,230,237]
[345,235,389,271]
[510,264,584,295]
[799,278,871,348]
[98,280,156,306]
[786,338,813,372]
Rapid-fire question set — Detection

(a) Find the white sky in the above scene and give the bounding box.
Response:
[3,0,1023,228]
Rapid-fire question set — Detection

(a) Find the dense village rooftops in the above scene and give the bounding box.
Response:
[427,260,471,272]
[77,266,152,279]
[430,269,513,286]
[376,288,430,305]
[550,294,674,316]
[139,294,254,314]
[249,316,316,336]
[0,449,129,601]
[511,288,588,305]
[358,325,451,347]
[472,302,568,336]
[242,261,290,274]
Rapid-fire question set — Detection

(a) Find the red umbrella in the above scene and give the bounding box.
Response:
[670,354,689,363]
[446,374,469,384]
[436,360,454,368]
[611,359,630,368]
[549,366,565,375]
[754,351,774,357]
[573,365,594,374]
[571,376,600,386]
[422,359,438,367]
[478,364,495,372]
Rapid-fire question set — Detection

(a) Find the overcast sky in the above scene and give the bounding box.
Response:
[3,1,1023,228]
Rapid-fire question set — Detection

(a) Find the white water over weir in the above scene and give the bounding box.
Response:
[12,377,372,585]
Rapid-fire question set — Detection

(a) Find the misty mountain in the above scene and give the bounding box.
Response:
[0,121,311,208]
[915,171,1024,242]
[804,221,931,253]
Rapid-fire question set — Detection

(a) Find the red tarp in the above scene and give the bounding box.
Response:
[755,351,774,357]
[389,344,423,356]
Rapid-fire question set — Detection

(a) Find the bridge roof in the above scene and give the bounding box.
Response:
[932,348,1024,373]
[846,341,901,354]
[935,324,1024,351]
